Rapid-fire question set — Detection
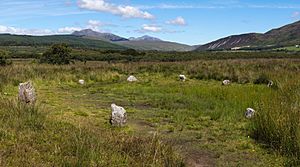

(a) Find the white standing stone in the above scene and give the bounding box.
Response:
[267,80,273,88]
[79,79,85,85]
[110,104,127,127]
[179,75,186,81]
[127,75,137,82]
[222,80,231,85]
[245,108,255,119]
[18,81,36,105]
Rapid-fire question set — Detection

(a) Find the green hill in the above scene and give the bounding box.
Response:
[197,20,300,51]
[0,34,126,50]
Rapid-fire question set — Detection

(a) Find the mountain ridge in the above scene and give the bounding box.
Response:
[72,29,193,51]
[72,29,129,42]
[128,35,162,41]
[0,34,126,50]
[197,20,300,50]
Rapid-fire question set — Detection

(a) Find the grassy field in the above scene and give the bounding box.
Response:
[275,46,300,52]
[0,59,299,166]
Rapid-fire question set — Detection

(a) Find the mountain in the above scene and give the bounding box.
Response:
[197,33,262,50]
[118,35,193,51]
[72,29,191,51]
[263,21,300,45]
[197,20,300,50]
[0,34,126,50]
[129,35,162,42]
[72,29,128,42]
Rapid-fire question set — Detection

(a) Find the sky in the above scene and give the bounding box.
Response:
[0,0,300,45]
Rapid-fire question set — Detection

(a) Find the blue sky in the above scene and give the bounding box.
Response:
[0,0,300,45]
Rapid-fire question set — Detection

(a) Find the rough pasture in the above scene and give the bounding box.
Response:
[0,58,299,166]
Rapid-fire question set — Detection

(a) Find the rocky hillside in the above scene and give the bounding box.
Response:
[197,20,300,50]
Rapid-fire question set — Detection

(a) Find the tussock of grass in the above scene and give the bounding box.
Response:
[251,76,300,165]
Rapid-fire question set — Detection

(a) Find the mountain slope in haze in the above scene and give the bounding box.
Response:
[0,34,126,50]
[129,35,162,42]
[72,29,128,42]
[197,20,300,50]
[72,29,193,51]
[118,35,194,51]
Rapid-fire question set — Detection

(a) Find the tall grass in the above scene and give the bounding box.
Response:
[251,74,300,165]
[0,59,300,165]
[1,59,300,86]
[0,97,184,166]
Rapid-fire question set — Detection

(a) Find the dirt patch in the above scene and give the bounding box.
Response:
[131,120,219,167]
[184,150,218,167]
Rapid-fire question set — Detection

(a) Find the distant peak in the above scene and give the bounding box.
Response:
[72,29,99,36]
[80,29,93,32]
[129,35,162,41]
[72,29,128,42]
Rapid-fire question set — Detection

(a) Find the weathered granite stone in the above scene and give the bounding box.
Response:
[267,80,273,88]
[79,79,85,85]
[110,104,127,127]
[18,81,36,105]
[179,75,186,81]
[222,80,231,85]
[127,75,138,82]
[245,108,255,119]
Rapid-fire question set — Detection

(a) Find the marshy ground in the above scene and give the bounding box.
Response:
[0,59,299,166]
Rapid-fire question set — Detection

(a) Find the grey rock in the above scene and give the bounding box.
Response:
[127,75,137,82]
[79,79,85,85]
[179,75,186,81]
[222,80,231,85]
[267,80,273,87]
[245,108,255,118]
[18,81,36,105]
[110,104,127,127]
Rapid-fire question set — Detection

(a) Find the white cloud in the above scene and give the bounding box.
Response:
[0,19,111,36]
[86,20,102,31]
[78,0,154,19]
[292,11,300,18]
[166,16,186,26]
[136,24,185,34]
[0,25,81,35]
[88,20,101,27]
[0,25,53,35]
[141,24,162,32]
[58,27,82,33]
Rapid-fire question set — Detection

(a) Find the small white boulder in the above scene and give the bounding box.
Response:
[245,108,255,119]
[222,80,231,85]
[18,81,36,105]
[127,75,138,82]
[179,75,186,81]
[78,79,85,85]
[267,80,273,88]
[110,104,127,127]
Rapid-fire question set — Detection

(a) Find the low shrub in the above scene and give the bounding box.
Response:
[40,43,73,65]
